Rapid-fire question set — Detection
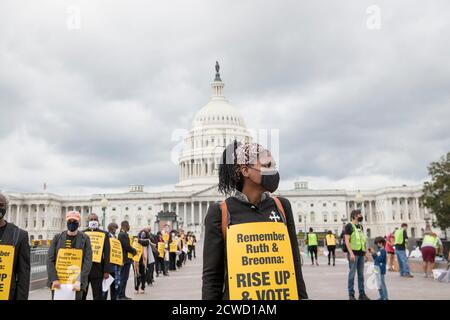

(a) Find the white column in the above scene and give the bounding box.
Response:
[415,197,420,220]
[16,205,21,227]
[35,205,39,230]
[396,198,400,222]
[191,202,195,228]
[199,202,203,226]
[369,201,373,223]
[405,198,409,221]
[183,202,187,227]
[27,206,31,230]
[346,201,349,220]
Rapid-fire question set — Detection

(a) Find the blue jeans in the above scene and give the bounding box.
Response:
[374,268,388,300]
[348,254,365,296]
[396,250,410,276]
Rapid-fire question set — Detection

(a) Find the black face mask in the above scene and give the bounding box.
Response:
[358,216,364,222]
[260,170,280,193]
[67,221,79,232]
[248,167,280,193]
[0,207,5,220]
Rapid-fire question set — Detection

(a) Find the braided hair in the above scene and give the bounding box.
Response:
[218,140,242,196]
[217,140,267,196]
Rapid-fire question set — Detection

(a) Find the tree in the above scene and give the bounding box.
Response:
[422,152,450,239]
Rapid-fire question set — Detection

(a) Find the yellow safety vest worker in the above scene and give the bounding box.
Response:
[422,235,439,248]
[307,233,318,246]
[350,224,366,251]
[325,234,336,246]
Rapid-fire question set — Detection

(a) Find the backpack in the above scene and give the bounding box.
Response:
[220,196,287,241]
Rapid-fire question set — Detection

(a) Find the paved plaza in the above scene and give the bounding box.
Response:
[29,240,450,300]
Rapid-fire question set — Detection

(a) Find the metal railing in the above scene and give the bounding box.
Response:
[30,247,48,287]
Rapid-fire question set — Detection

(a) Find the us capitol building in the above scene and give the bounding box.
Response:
[3,64,439,243]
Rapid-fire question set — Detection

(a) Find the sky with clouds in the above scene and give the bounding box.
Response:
[1,0,449,195]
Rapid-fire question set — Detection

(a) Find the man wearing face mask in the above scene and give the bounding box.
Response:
[47,211,92,300]
[344,209,370,300]
[82,213,111,300]
[117,220,136,300]
[0,193,30,300]
[107,222,121,300]
[202,142,308,300]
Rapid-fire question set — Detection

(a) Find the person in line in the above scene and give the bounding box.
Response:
[106,222,121,300]
[307,228,319,266]
[369,237,388,300]
[156,231,168,276]
[149,231,159,280]
[82,213,111,300]
[187,232,193,261]
[344,209,370,300]
[142,227,156,286]
[385,230,396,271]
[325,230,336,266]
[177,231,187,269]
[47,211,92,300]
[134,227,154,293]
[117,220,137,300]
[191,234,197,259]
[202,141,308,300]
[168,230,178,271]
[420,229,441,278]
[0,193,30,300]
[394,223,414,278]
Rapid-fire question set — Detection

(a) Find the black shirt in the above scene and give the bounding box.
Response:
[65,234,76,248]
[344,223,366,256]
[202,195,308,300]
[0,222,6,241]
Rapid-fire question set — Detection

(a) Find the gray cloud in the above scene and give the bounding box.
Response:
[0,0,449,194]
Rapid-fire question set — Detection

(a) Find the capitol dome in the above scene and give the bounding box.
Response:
[175,62,253,191]
[192,94,246,128]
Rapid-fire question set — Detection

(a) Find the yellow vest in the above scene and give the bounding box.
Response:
[326,234,336,246]
[422,235,439,248]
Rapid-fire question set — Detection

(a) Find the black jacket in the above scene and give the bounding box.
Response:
[83,228,111,279]
[0,222,30,300]
[118,230,136,264]
[202,196,308,300]
[47,231,92,291]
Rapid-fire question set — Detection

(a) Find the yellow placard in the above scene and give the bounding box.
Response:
[132,240,143,262]
[109,238,123,266]
[127,235,134,259]
[226,222,298,300]
[0,245,15,300]
[85,231,105,263]
[163,233,169,242]
[169,241,178,253]
[56,248,83,285]
[158,242,165,258]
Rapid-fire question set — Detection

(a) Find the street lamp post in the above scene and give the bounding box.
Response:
[101,195,108,229]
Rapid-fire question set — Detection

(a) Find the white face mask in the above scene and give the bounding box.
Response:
[88,220,99,229]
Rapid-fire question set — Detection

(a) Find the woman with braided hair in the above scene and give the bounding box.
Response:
[202,141,308,300]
